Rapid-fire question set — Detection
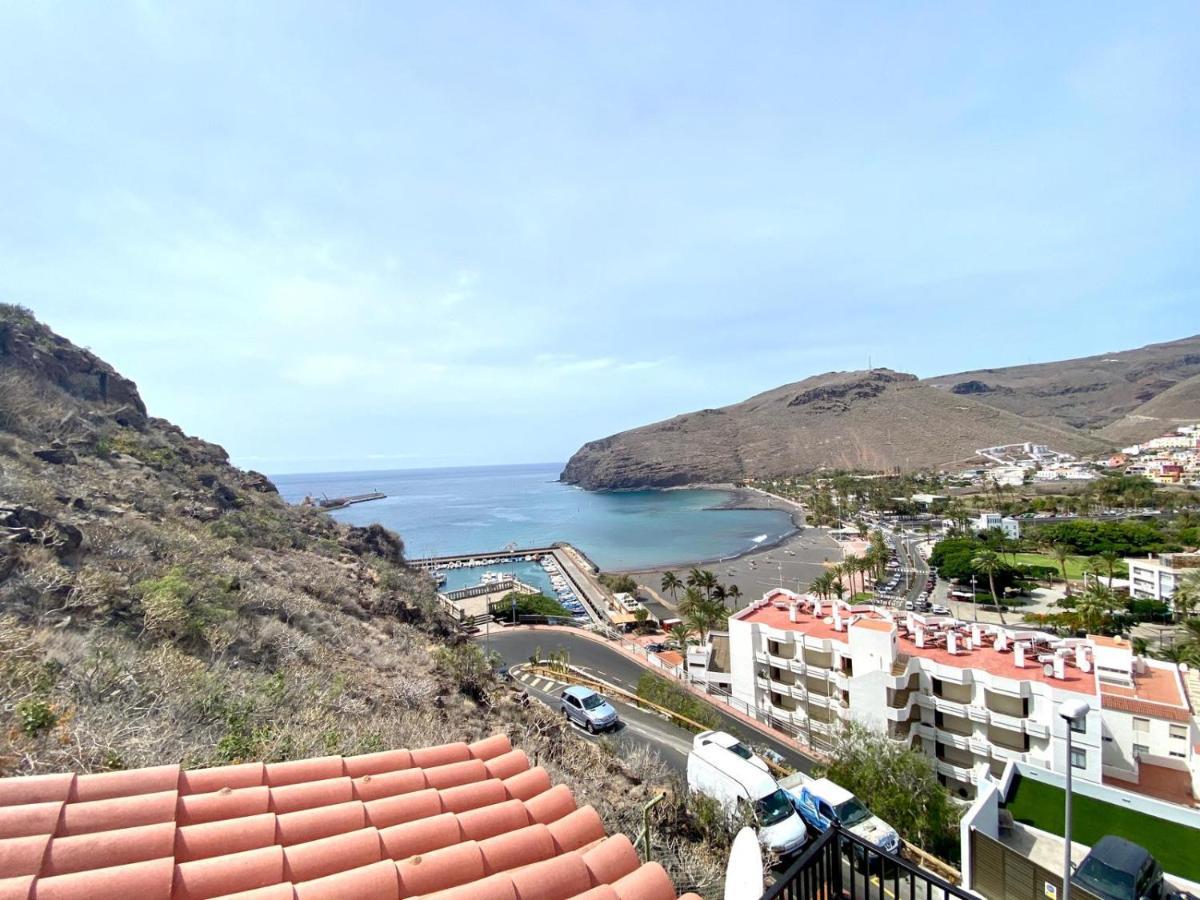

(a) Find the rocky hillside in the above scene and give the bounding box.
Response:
[924,333,1200,433]
[562,369,1111,490]
[0,305,736,890]
[563,334,1200,489]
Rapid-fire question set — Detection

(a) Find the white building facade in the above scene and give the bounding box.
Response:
[688,590,1197,805]
[1125,553,1200,606]
[975,512,1020,540]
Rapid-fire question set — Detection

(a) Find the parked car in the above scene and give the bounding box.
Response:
[645,642,670,653]
[1071,836,1165,900]
[560,685,619,733]
[931,604,950,615]
[781,775,900,855]
[687,737,808,856]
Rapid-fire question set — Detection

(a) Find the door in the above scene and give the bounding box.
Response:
[564,694,582,725]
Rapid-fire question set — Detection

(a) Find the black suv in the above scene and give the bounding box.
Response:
[1072,836,1164,900]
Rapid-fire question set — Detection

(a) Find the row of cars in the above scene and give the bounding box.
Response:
[686,730,899,860]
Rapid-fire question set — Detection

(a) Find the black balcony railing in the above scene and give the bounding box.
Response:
[762,826,973,900]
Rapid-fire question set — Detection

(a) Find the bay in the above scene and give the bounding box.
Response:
[271,463,795,571]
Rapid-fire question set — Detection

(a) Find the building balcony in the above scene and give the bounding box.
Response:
[966,706,990,724]
[933,696,968,715]
[989,711,1025,733]
[914,722,936,740]
[989,744,1026,764]
[968,738,991,757]
[936,760,975,783]
[754,650,768,665]
[766,652,793,670]
[938,731,972,752]
[1025,720,1049,739]
[755,675,769,692]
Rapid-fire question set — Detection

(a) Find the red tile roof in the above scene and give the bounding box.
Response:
[0,735,701,900]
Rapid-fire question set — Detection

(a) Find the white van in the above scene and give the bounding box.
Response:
[687,736,808,856]
[693,730,770,772]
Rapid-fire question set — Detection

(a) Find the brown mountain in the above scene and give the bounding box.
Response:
[562,334,1200,490]
[924,334,1200,432]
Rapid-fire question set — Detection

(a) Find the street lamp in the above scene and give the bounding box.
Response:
[1058,698,1091,900]
[969,574,978,623]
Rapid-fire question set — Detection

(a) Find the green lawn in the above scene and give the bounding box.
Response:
[1004,774,1200,881]
[1010,552,1090,580]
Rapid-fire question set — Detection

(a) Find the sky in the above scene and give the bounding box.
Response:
[2,3,1198,474]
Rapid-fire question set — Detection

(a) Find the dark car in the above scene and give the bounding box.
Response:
[645,642,670,653]
[1072,836,1164,900]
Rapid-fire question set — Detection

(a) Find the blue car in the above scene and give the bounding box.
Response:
[783,776,900,854]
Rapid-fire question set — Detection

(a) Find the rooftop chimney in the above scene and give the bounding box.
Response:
[972,624,982,645]
[996,633,1009,652]
[947,631,958,655]
[789,604,799,624]
[812,599,822,617]
[916,626,925,648]
[1015,643,1026,668]
[1053,656,1066,680]
[833,608,843,631]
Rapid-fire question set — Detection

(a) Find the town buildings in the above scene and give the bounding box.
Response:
[1122,424,1200,486]
[1126,553,1200,607]
[975,511,1021,540]
[687,590,1197,807]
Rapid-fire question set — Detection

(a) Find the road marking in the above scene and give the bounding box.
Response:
[869,875,896,898]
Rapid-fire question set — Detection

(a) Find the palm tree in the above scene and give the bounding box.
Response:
[1097,550,1122,591]
[672,619,698,651]
[712,584,728,607]
[1172,569,1200,622]
[832,576,846,601]
[1049,543,1074,596]
[687,568,718,600]
[809,571,834,601]
[1075,584,1113,634]
[679,586,704,620]
[661,571,682,602]
[726,584,742,609]
[971,549,1007,625]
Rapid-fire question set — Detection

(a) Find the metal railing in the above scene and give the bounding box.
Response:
[763,826,973,900]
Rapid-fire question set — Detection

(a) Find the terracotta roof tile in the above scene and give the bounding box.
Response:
[1100,694,1191,722]
[0,738,695,900]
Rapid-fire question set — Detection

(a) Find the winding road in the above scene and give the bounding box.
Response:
[478,629,816,777]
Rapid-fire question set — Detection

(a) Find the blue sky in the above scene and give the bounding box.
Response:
[2,3,1197,473]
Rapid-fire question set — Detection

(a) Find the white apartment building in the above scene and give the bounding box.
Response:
[975,512,1020,540]
[688,590,1197,806]
[1126,553,1200,606]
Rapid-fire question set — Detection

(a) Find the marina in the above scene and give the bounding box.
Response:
[416,546,598,624]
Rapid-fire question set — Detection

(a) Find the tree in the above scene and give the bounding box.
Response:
[820,723,961,858]
[661,571,682,602]
[687,568,718,600]
[1074,584,1114,635]
[809,571,834,601]
[726,584,742,608]
[1049,543,1074,596]
[712,584,727,606]
[1097,550,1123,591]
[678,586,704,621]
[1173,570,1200,622]
[971,549,1007,625]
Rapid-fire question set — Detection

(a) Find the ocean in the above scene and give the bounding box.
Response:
[271,463,795,571]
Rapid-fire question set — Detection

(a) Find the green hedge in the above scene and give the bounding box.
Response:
[636,672,721,731]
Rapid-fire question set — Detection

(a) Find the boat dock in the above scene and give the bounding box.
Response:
[417,545,607,626]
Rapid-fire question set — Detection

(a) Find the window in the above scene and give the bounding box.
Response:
[1133,717,1150,734]
[1170,750,1186,759]
[1069,716,1086,734]
[1070,747,1086,770]
[1134,743,1149,757]
[1170,724,1187,741]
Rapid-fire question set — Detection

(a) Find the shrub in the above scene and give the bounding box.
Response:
[496,591,569,622]
[635,673,721,731]
[600,573,638,594]
[15,698,57,736]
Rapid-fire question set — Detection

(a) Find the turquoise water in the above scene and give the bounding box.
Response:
[271,463,795,571]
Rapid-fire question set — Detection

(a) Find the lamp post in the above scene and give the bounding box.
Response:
[970,574,978,623]
[1058,698,1091,900]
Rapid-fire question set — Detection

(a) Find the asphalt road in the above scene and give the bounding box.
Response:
[482,629,946,900]
[479,629,817,776]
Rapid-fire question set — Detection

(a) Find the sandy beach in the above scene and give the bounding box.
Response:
[613,487,845,614]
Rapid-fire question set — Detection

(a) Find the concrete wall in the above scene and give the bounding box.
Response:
[959,781,1001,890]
